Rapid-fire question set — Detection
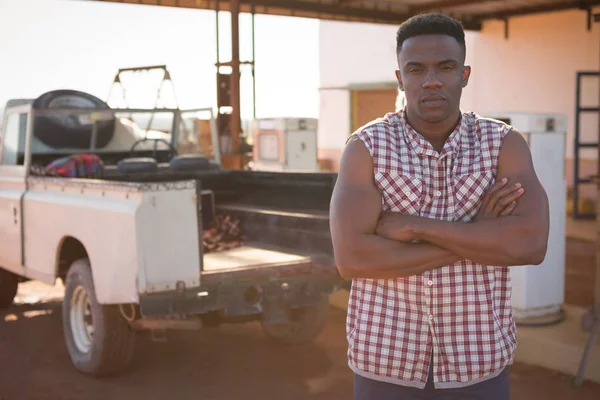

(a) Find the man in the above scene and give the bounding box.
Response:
[329,12,550,399]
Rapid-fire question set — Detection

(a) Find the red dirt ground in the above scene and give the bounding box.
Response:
[565,237,597,308]
[1,273,600,400]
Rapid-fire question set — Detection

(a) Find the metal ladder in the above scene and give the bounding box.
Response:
[572,71,600,219]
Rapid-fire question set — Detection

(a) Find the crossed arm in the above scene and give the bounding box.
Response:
[329,129,550,280]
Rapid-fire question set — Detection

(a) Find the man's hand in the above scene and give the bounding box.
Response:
[474,177,525,222]
[375,213,419,242]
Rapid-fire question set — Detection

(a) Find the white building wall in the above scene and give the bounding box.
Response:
[318,89,351,150]
[319,21,399,88]
[318,21,399,160]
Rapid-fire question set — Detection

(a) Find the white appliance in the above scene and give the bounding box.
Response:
[485,112,567,320]
[251,117,319,172]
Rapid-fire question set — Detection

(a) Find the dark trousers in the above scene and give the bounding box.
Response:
[354,367,510,400]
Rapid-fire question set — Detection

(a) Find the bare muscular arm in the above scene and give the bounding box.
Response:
[329,136,462,279]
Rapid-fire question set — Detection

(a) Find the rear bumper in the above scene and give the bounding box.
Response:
[138,274,343,323]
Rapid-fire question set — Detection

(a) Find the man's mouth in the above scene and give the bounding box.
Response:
[421,95,446,108]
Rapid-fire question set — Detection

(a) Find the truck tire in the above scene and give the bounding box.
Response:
[0,269,18,308]
[32,90,115,149]
[62,259,135,375]
[261,296,329,345]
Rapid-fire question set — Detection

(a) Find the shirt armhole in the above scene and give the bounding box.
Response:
[346,128,375,157]
[498,123,517,149]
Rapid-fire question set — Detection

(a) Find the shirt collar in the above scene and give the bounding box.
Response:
[399,107,468,159]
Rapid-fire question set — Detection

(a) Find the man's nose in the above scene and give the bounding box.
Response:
[422,72,442,88]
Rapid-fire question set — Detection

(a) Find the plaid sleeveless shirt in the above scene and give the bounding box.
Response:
[346,108,517,389]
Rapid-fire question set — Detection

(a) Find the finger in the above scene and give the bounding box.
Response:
[490,188,523,216]
[487,182,519,214]
[495,187,525,209]
[483,177,508,210]
[491,177,509,192]
[493,189,524,215]
[500,201,517,216]
[495,182,522,200]
[492,187,523,216]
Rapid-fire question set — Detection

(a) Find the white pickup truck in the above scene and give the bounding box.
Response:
[0,90,341,376]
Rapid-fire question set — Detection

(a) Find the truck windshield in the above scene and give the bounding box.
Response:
[20,106,214,168]
[30,109,176,155]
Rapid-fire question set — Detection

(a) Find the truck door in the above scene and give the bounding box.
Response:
[0,104,30,272]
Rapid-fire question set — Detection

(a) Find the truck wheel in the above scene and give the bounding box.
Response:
[0,269,18,308]
[62,259,135,375]
[261,296,330,345]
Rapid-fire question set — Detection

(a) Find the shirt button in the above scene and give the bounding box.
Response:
[435,190,442,197]
[428,280,434,286]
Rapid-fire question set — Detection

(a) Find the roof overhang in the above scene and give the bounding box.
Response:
[86,0,600,30]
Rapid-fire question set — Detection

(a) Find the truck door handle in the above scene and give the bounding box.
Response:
[12,206,17,224]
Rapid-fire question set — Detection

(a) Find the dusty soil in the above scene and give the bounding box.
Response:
[1,279,600,400]
[565,237,597,308]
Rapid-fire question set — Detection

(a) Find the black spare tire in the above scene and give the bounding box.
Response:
[32,90,115,149]
[169,154,211,171]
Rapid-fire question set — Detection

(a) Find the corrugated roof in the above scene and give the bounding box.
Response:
[88,0,600,29]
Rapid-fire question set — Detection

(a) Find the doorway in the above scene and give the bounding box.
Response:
[351,87,403,132]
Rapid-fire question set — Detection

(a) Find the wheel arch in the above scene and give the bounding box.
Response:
[56,235,89,282]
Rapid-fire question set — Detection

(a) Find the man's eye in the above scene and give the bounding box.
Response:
[409,68,423,73]
[441,65,453,71]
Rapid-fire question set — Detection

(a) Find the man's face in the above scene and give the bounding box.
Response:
[395,34,470,124]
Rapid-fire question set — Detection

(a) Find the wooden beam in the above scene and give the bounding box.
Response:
[469,0,600,21]
[412,0,502,13]
[89,0,600,25]
[241,0,413,24]
[240,0,483,28]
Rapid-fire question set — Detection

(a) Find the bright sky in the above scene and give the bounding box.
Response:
[0,0,320,120]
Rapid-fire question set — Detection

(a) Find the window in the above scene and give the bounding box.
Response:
[1,113,27,166]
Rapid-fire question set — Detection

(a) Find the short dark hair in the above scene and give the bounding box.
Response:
[396,13,466,58]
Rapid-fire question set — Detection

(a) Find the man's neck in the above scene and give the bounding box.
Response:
[405,108,461,153]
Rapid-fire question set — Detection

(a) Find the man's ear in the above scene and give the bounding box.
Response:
[395,70,404,91]
[462,65,471,87]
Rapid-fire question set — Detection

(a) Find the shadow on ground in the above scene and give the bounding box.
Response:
[0,299,351,400]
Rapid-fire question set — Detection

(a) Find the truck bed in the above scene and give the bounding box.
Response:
[203,245,310,272]
[200,243,336,285]
[216,204,329,219]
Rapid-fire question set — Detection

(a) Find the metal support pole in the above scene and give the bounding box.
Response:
[230,0,241,155]
[575,307,600,386]
[596,12,600,309]
[252,3,257,119]
[215,0,220,65]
